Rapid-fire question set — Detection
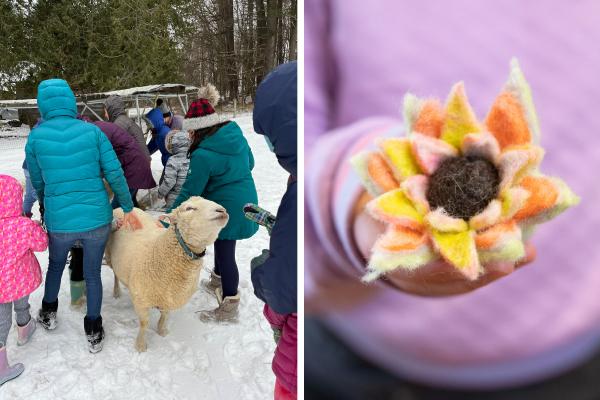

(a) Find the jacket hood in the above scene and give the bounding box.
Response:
[37,79,77,120]
[146,108,167,132]
[200,122,246,155]
[166,130,190,155]
[104,95,126,121]
[253,61,297,176]
[0,175,24,218]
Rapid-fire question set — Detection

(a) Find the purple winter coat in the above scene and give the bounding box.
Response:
[94,121,156,190]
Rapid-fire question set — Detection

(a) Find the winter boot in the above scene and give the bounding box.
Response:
[84,316,105,354]
[16,318,36,346]
[0,347,24,387]
[197,288,240,323]
[70,280,86,307]
[37,300,58,330]
[201,270,222,296]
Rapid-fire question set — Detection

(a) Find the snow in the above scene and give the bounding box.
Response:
[0,113,286,399]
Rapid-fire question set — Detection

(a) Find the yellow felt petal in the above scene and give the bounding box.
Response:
[378,138,421,181]
[367,189,424,230]
[504,58,541,145]
[365,241,436,282]
[440,82,482,148]
[431,229,480,280]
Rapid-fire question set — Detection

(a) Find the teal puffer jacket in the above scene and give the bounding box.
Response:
[25,79,133,233]
[170,121,258,240]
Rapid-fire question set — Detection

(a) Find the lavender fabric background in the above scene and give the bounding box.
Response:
[305,0,600,389]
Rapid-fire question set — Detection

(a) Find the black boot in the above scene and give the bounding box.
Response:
[84,316,105,354]
[37,300,58,330]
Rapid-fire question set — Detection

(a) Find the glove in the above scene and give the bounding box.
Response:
[251,249,270,273]
[244,203,276,235]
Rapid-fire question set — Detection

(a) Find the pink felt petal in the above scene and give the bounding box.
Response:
[461,132,501,163]
[425,208,468,232]
[498,146,544,191]
[410,133,459,175]
[400,175,430,215]
[469,199,502,231]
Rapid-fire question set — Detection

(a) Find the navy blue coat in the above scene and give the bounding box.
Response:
[252,61,297,315]
[146,108,171,166]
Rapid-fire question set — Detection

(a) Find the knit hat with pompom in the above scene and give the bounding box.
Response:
[182,84,221,131]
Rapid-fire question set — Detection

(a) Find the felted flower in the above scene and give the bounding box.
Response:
[352,59,579,282]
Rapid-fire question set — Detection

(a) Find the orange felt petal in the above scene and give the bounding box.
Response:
[475,220,519,250]
[485,91,532,150]
[514,176,559,221]
[367,153,399,192]
[413,99,445,138]
[376,225,428,252]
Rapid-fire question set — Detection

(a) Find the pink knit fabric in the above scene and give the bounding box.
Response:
[264,305,297,394]
[0,175,48,303]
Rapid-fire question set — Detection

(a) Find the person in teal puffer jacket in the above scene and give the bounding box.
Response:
[25,79,136,353]
[169,85,258,322]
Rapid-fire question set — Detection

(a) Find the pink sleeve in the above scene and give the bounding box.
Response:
[263,304,287,329]
[304,0,334,149]
[27,221,48,252]
[304,116,403,302]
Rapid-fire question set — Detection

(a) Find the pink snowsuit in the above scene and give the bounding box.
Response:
[264,305,297,399]
[0,175,48,303]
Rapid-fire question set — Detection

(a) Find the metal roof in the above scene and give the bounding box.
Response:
[0,83,199,108]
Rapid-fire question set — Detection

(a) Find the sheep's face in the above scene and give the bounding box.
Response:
[170,197,228,251]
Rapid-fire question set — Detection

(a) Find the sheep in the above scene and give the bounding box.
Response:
[105,196,229,352]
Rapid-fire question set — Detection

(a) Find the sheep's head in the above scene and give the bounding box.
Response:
[169,197,228,251]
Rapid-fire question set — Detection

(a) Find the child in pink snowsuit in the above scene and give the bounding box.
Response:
[0,174,48,386]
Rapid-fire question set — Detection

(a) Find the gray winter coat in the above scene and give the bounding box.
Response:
[158,130,190,208]
[104,95,151,159]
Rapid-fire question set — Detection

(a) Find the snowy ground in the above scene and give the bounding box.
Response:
[0,113,286,400]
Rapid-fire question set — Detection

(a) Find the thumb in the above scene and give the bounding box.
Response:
[353,210,385,260]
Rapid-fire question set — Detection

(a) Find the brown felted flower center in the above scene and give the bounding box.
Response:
[426,156,500,220]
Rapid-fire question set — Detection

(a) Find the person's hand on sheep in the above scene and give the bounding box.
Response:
[353,192,536,297]
[115,211,142,231]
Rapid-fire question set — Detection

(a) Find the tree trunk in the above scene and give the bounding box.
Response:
[276,0,284,65]
[219,0,237,101]
[288,0,297,60]
[255,0,267,85]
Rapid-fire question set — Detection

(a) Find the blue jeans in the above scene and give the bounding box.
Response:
[111,188,138,209]
[43,224,111,319]
[22,169,38,215]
